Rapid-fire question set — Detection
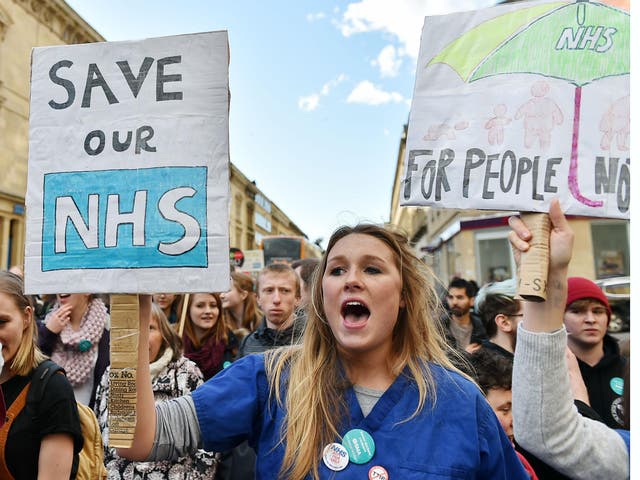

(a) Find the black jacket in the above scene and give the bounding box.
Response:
[577,334,627,429]
[237,315,305,358]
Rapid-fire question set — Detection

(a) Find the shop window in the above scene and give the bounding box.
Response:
[475,230,515,285]
[591,222,629,278]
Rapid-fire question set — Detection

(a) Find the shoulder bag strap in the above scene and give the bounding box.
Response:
[0,382,31,480]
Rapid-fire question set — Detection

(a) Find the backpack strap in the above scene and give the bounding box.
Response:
[25,360,65,420]
[0,382,31,480]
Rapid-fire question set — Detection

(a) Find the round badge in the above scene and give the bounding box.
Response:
[342,429,375,464]
[611,397,625,426]
[610,377,624,396]
[78,339,92,352]
[223,361,232,369]
[322,443,349,471]
[369,465,389,480]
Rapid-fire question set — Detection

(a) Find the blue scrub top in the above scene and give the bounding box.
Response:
[193,354,528,479]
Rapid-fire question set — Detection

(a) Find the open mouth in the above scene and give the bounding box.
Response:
[341,300,370,326]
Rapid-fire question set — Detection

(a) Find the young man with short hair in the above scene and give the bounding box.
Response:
[475,278,522,358]
[564,277,627,429]
[237,264,303,358]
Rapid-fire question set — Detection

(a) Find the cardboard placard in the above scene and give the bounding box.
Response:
[25,31,232,294]
[402,0,630,219]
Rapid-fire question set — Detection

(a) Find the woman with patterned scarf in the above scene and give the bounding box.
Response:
[38,293,109,409]
[94,304,219,479]
[182,293,238,380]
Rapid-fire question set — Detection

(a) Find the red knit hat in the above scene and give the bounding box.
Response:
[566,277,611,321]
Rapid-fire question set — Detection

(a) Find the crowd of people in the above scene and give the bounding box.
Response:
[0,201,630,479]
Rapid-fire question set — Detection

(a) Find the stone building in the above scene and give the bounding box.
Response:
[0,0,103,270]
[229,163,305,252]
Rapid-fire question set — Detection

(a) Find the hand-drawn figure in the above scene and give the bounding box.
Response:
[515,81,563,150]
[485,104,511,145]
[599,95,629,151]
[423,120,469,141]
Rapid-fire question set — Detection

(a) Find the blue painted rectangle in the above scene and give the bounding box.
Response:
[42,167,208,271]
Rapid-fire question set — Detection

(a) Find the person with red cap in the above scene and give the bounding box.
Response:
[564,276,627,429]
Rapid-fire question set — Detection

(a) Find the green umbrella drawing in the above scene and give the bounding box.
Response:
[428,0,630,208]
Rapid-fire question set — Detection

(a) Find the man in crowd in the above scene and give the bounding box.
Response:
[474,278,521,358]
[441,277,487,352]
[564,277,627,429]
[237,263,304,357]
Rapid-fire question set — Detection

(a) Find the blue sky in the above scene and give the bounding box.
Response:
[65,0,498,247]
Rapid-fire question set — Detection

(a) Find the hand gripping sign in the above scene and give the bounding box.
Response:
[403,0,629,300]
[25,31,232,445]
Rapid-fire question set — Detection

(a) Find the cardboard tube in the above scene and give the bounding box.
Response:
[517,213,551,302]
[108,294,139,448]
[177,293,190,338]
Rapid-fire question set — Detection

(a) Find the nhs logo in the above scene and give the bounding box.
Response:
[41,167,208,271]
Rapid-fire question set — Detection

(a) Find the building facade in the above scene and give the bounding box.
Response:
[390,125,630,286]
[0,0,307,272]
[0,0,103,270]
[229,163,306,253]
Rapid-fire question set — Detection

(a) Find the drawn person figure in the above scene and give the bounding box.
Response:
[423,120,469,141]
[118,224,528,479]
[485,104,511,145]
[515,81,563,150]
[599,95,629,151]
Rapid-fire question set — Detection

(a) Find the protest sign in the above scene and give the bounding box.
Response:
[241,249,265,273]
[402,0,629,220]
[25,31,231,294]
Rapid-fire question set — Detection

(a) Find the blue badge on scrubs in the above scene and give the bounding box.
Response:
[342,428,375,464]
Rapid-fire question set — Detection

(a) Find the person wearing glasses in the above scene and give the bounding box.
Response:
[474,278,521,359]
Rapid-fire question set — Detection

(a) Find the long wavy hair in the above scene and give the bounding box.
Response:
[183,293,229,348]
[265,223,461,480]
[0,272,47,375]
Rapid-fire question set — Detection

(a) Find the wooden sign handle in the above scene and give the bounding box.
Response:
[177,293,190,338]
[108,294,139,448]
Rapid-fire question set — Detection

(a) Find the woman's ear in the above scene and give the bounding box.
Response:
[23,305,34,331]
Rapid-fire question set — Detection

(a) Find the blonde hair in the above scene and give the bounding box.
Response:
[265,223,462,480]
[0,272,46,375]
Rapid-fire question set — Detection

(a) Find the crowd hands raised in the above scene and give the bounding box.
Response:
[0,199,629,479]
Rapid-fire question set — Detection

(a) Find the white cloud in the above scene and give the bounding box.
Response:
[337,0,497,58]
[298,74,348,111]
[298,94,321,112]
[371,44,402,77]
[306,12,326,22]
[347,81,405,105]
